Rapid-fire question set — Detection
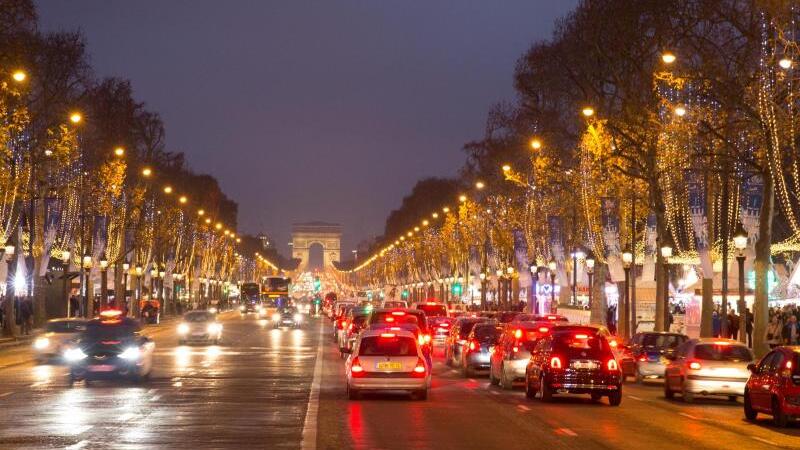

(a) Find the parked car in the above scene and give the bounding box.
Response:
[664,338,753,403]
[744,346,800,427]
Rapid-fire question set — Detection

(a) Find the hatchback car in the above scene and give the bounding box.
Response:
[177,310,222,345]
[346,329,430,400]
[339,311,371,356]
[272,306,305,328]
[33,318,88,364]
[65,310,155,385]
[744,346,800,427]
[445,317,487,367]
[525,326,622,405]
[629,332,688,383]
[461,322,503,377]
[490,321,552,389]
[664,338,753,403]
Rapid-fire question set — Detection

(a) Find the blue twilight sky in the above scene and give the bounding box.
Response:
[37,0,577,258]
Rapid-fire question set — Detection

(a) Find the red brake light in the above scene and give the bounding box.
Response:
[413,357,427,376]
[638,355,647,362]
[575,333,589,339]
[391,311,406,316]
[609,339,618,348]
[713,341,731,346]
[512,346,519,353]
[389,327,401,331]
[424,334,431,344]
[607,359,619,371]
[418,334,426,346]
[688,361,702,370]
[538,327,549,333]
[385,317,395,323]
[348,323,353,331]
[380,333,396,338]
[351,357,364,375]
[514,329,522,339]
[469,340,476,351]
[547,315,557,320]
[550,356,562,369]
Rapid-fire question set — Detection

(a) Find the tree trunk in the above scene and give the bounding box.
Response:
[650,182,668,332]
[33,257,47,327]
[700,278,714,337]
[590,263,608,326]
[752,175,773,358]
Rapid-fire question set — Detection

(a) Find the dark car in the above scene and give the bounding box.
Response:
[744,346,800,427]
[445,317,487,367]
[65,310,155,385]
[629,332,688,382]
[525,326,622,405]
[461,322,503,377]
[490,321,552,389]
[367,308,432,358]
[272,306,305,328]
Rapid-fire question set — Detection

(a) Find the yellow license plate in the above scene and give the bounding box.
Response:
[376,362,402,370]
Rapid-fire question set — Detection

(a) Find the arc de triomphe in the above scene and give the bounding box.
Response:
[291,222,341,271]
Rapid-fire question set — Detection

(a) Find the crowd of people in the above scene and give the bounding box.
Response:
[765,305,800,347]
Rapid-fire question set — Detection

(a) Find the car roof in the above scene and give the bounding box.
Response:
[48,317,87,323]
[693,338,749,346]
[510,321,552,330]
[637,331,685,336]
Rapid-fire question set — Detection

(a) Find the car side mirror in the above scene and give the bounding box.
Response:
[747,363,757,374]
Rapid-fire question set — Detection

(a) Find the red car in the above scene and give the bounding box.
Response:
[744,346,800,427]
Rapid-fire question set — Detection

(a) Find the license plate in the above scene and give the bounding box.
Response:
[376,362,402,370]
[88,365,115,372]
[571,360,598,370]
[192,332,205,337]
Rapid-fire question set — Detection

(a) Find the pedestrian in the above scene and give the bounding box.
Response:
[765,314,783,349]
[727,311,738,339]
[20,298,33,335]
[745,308,753,347]
[782,315,800,345]
[69,295,80,317]
[712,310,721,337]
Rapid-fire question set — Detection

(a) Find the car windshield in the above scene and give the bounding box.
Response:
[184,312,212,323]
[46,320,86,333]
[352,315,369,327]
[417,304,447,318]
[641,334,685,349]
[694,344,753,362]
[359,336,418,356]
[473,325,501,341]
[459,320,482,338]
[553,332,613,359]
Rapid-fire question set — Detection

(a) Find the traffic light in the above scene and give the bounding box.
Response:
[313,277,321,292]
[451,283,462,296]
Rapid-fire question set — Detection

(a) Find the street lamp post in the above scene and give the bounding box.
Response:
[529,263,538,314]
[100,255,109,308]
[122,262,130,313]
[548,259,557,314]
[479,271,487,310]
[586,257,595,310]
[82,254,92,317]
[134,266,143,317]
[150,268,157,305]
[660,242,673,332]
[3,245,16,336]
[622,249,633,339]
[733,222,748,345]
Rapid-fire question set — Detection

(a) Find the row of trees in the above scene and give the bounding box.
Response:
[335,0,800,356]
[0,0,253,333]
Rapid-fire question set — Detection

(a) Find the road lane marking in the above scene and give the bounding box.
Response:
[150,395,161,401]
[627,395,644,401]
[751,436,777,446]
[555,428,577,436]
[0,391,13,397]
[679,412,699,420]
[66,440,89,449]
[489,390,500,395]
[301,320,324,450]
[517,404,531,412]
[68,425,92,436]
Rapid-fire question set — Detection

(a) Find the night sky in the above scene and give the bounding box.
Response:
[37,0,577,258]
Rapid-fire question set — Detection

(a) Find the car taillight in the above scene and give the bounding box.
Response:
[468,340,477,351]
[538,327,549,333]
[638,355,647,362]
[512,346,519,353]
[607,359,619,371]
[413,358,426,376]
[348,323,353,331]
[515,329,523,339]
[418,334,426,346]
[688,361,702,370]
[351,357,364,376]
[550,356,562,369]
[424,334,431,344]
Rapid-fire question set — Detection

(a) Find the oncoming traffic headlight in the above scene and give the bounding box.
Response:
[64,348,87,361]
[34,337,50,350]
[119,347,141,360]
[272,313,281,322]
[178,323,189,334]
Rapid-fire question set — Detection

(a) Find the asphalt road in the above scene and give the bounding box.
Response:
[0,314,798,449]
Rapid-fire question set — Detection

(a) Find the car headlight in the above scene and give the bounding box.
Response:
[178,323,189,334]
[272,313,281,322]
[119,347,141,360]
[258,307,265,314]
[294,313,303,322]
[64,348,87,361]
[240,305,246,311]
[207,323,222,334]
[209,307,218,314]
[34,337,50,350]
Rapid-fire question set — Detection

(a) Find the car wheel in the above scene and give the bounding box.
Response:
[591,392,603,402]
[540,378,553,403]
[489,364,500,386]
[664,378,674,400]
[772,397,788,427]
[608,389,622,406]
[524,376,536,399]
[347,384,360,400]
[501,364,513,390]
[635,368,644,384]
[682,385,694,404]
[743,390,757,421]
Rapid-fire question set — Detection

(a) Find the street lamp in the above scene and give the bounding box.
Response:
[100,255,109,307]
[660,240,673,332]
[529,262,539,314]
[661,52,677,64]
[585,257,595,310]
[11,70,26,82]
[733,221,748,345]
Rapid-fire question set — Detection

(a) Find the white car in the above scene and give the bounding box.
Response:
[346,329,430,400]
[178,311,223,345]
[33,318,88,363]
[664,338,754,402]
